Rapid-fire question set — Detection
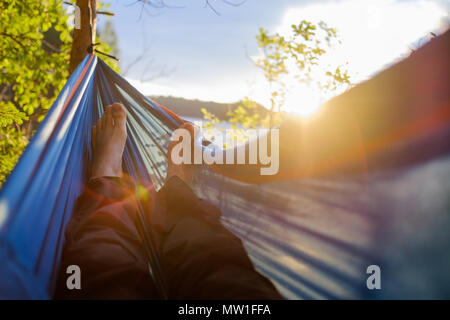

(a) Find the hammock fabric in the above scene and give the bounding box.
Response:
[0,31,449,299]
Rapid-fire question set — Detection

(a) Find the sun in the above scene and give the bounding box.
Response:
[284,84,324,119]
[260,0,448,119]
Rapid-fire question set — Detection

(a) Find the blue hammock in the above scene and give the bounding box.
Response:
[1,50,449,299]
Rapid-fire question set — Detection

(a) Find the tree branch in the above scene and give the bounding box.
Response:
[132,0,246,16]
[97,10,115,16]
[0,32,26,48]
[204,1,220,16]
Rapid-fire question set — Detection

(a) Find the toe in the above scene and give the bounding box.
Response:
[103,105,113,128]
[96,116,102,131]
[111,103,126,118]
[111,103,126,128]
[112,102,124,111]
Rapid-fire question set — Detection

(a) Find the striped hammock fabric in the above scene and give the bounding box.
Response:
[0,49,449,299]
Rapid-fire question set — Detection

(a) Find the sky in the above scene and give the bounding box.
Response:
[95,0,449,116]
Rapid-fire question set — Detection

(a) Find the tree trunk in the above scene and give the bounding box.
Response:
[69,0,97,74]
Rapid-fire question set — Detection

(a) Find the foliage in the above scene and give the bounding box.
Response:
[201,107,222,129]
[226,97,262,129]
[0,0,71,184]
[0,0,71,121]
[255,20,351,125]
[0,0,119,185]
[201,106,254,148]
[0,126,29,183]
[204,20,351,129]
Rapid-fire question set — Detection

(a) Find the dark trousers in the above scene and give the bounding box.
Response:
[55,176,282,299]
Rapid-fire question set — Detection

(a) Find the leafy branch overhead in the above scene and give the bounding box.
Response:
[255,20,351,120]
[0,0,117,184]
[133,0,246,17]
[0,1,71,123]
[204,20,351,130]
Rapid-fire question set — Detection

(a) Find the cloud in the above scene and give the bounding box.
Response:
[130,0,448,113]
[276,0,448,82]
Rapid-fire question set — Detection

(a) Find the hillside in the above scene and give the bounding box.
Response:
[149,96,268,120]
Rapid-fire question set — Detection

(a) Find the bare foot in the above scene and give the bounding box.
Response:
[166,122,199,185]
[90,103,127,179]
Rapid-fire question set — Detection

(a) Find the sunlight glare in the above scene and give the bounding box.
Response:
[284,84,323,119]
[276,0,448,84]
[247,0,448,118]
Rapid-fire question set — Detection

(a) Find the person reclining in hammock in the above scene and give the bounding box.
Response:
[55,102,282,300]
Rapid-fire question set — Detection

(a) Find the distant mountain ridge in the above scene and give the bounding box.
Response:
[149,95,268,120]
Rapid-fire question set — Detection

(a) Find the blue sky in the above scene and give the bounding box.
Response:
[98,0,301,97]
[95,0,449,114]
[101,0,296,76]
